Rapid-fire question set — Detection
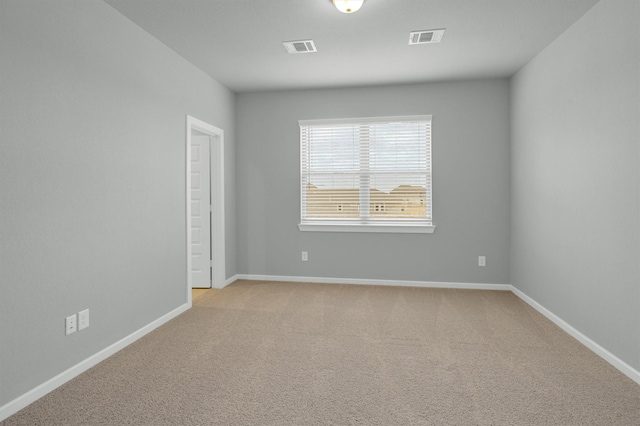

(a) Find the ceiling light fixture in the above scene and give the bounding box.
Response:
[333,0,364,14]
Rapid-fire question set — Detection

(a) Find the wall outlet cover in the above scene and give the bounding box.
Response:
[65,314,77,335]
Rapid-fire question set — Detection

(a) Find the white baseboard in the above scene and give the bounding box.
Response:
[234,274,512,291]
[510,286,640,385]
[0,303,190,422]
[223,274,239,288]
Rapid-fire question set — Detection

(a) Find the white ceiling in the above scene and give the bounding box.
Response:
[104,0,599,93]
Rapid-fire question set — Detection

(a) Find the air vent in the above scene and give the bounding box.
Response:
[409,29,445,45]
[283,40,317,54]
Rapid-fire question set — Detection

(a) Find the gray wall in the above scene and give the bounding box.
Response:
[236,80,510,284]
[511,0,640,370]
[0,0,236,407]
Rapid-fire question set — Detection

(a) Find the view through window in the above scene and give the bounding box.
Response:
[299,116,432,230]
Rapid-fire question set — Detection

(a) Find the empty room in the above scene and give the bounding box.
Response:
[1,0,639,424]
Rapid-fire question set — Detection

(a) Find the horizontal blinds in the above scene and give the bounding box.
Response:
[300,117,432,224]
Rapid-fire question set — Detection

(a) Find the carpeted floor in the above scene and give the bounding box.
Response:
[4,280,640,425]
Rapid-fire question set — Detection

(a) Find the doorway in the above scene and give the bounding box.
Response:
[186,115,225,306]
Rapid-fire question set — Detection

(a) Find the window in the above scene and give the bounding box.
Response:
[299,115,434,233]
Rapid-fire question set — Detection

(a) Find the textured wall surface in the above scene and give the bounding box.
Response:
[511,0,640,370]
[236,80,511,284]
[0,0,236,407]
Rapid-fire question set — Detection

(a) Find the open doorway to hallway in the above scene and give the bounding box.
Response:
[186,115,225,307]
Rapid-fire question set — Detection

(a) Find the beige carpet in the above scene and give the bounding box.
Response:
[4,280,640,425]
[192,288,215,302]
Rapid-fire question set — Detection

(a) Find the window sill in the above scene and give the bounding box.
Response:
[298,223,436,234]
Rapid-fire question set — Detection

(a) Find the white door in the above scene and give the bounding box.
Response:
[190,134,211,288]
[186,115,225,299]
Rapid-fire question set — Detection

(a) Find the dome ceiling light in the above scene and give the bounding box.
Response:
[332,0,365,14]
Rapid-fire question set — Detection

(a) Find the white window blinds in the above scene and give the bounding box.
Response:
[299,115,432,230]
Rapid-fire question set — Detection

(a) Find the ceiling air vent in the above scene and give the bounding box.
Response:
[409,29,445,45]
[283,40,317,54]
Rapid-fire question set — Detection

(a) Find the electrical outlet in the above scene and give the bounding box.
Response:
[478,256,486,267]
[65,314,77,335]
[78,309,90,331]
[302,251,308,261]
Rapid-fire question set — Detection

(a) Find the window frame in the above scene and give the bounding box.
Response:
[298,115,435,234]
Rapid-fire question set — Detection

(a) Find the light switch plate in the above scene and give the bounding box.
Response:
[78,309,89,331]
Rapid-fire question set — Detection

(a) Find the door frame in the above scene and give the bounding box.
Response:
[186,115,225,306]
